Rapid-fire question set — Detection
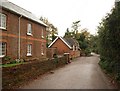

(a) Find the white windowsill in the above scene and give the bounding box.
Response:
[0,55,5,58]
[27,53,32,56]
[0,27,6,30]
[41,53,44,56]
[41,36,44,38]
[27,33,33,36]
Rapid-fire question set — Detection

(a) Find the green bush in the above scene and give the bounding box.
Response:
[10,60,17,64]
[2,56,11,61]
[115,73,120,82]
[85,49,91,56]
[99,57,115,73]
[2,56,11,64]
[98,2,120,83]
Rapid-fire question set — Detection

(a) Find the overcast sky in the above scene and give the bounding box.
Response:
[8,0,115,36]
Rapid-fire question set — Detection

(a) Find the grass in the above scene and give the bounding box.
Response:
[0,62,25,68]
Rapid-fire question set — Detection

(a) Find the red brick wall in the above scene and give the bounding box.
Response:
[50,38,80,59]
[70,51,80,58]
[50,38,71,55]
[0,9,46,60]
[46,47,57,59]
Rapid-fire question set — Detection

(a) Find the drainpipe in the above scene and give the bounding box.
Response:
[18,15,22,60]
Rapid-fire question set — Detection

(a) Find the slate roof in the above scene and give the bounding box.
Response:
[0,0,47,27]
[48,36,79,49]
[63,38,79,47]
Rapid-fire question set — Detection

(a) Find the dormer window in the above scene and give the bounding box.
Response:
[27,23,32,36]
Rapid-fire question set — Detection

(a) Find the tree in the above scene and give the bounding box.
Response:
[71,20,80,39]
[98,1,120,80]
[64,28,73,38]
[40,16,58,46]
[63,20,91,56]
[77,30,91,56]
[89,35,99,54]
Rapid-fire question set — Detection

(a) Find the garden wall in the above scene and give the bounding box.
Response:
[2,56,67,89]
[46,48,57,59]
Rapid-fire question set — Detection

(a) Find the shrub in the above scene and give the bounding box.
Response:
[84,48,91,56]
[2,56,11,64]
[98,2,120,83]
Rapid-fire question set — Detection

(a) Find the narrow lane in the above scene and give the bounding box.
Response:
[22,55,116,89]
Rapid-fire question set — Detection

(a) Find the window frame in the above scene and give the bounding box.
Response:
[0,13,7,30]
[41,29,44,38]
[27,44,32,56]
[73,45,75,51]
[41,43,44,55]
[0,42,6,57]
[27,23,32,36]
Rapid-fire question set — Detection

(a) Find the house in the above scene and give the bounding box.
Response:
[48,36,80,59]
[0,0,47,61]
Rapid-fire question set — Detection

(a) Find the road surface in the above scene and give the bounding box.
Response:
[21,55,116,89]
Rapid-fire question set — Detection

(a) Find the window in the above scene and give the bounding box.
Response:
[27,44,32,56]
[0,13,6,29]
[41,43,44,55]
[76,46,78,51]
[0,42,6,57]
[27,23,32,35]
[75,46,78,51]
[41,29,44,38]
[73,45,75,51]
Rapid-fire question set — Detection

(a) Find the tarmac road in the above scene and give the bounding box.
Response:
[21,54,116,89]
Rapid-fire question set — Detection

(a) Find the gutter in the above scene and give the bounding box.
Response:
[18,15,22,60]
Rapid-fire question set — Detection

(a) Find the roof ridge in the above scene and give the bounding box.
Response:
[5,0,32,14]
[1,0,47,26]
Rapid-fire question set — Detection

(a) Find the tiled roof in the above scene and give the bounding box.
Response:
[0,0,47,27]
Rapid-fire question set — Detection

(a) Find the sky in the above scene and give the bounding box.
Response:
[8,0,115,36]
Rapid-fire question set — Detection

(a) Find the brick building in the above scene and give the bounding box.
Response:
[0,0,47,61]
[48,36,80,59]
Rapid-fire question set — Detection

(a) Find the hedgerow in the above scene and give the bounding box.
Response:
[98,2,120,83]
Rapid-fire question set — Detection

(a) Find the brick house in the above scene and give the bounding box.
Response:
[0,0,47,61]
[48,36,80,59]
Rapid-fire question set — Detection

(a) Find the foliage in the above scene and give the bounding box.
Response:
[89,35,99,54]
[64,28,73,38]
[64,21,81,39]
[2,56,11,64]
[98,2,120,82]
[71,20,80,39]
[40,16,58,46]
[77,30,91,56]
[64,21,91,56]
[1,62,25,68]
[2,56,11,61]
